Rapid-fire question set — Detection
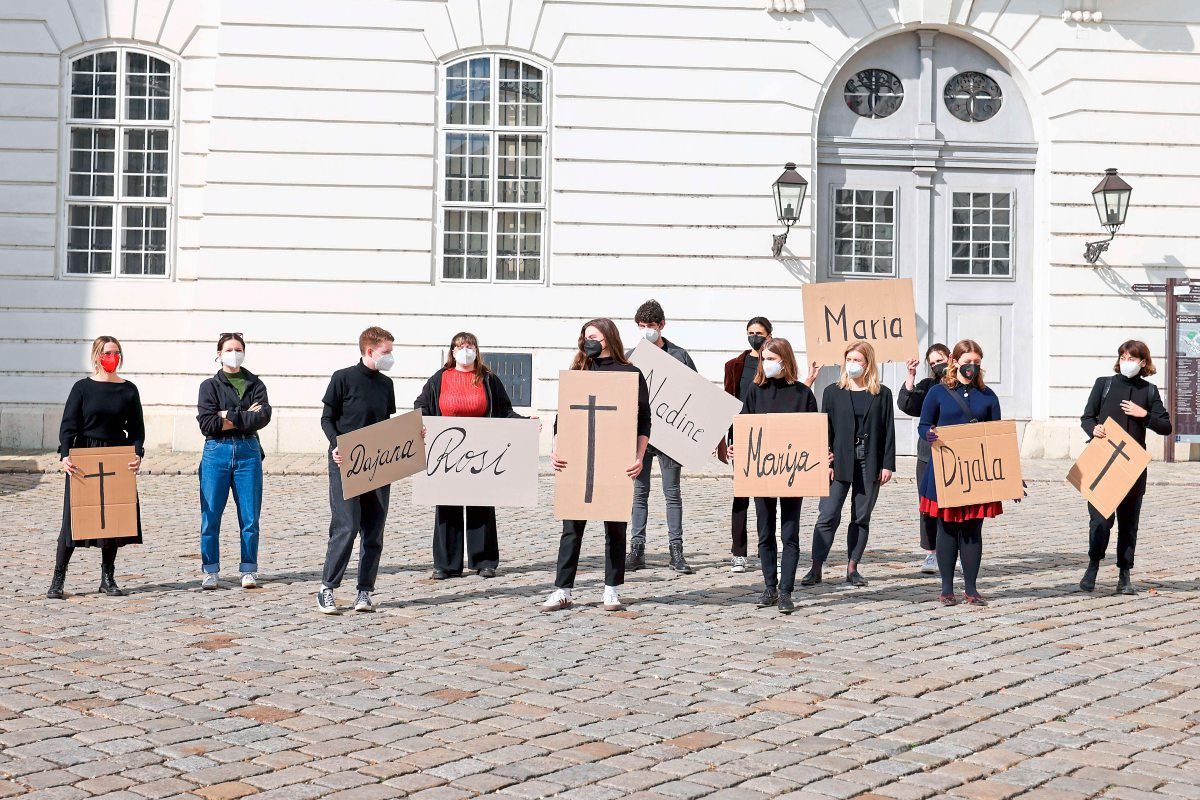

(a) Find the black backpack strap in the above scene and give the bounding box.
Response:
[1101,376,1113,402]
[946,387,979,424]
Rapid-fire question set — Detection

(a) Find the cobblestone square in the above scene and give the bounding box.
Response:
[2,464,1199,799]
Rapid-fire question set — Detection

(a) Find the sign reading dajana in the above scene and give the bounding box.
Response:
[411,417,540,508]
[553,370,638,522]
[801,277,918,366]
[931,420,1024,508]
[731,413,830,498]
[69,445,139,540]
[336,409,426,500]
[1067,416,1151,519]
[628,340,743,469]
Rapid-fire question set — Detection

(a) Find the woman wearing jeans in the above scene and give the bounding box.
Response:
[196,333,272,589]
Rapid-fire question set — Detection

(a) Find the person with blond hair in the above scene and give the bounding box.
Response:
[48,336,144,600]
[737,337,818,614]
[802,341,895,588]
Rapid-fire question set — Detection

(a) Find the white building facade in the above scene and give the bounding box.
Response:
[0,0,1196,458]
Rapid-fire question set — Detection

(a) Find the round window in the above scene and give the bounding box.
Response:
[843,69,904,119]
[944,71,1003,122]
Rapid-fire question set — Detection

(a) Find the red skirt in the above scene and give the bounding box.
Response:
[920,496,1002,523]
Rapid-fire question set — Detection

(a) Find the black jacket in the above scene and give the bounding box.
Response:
[1081,373,1172,447]
[414,368,524,419]
[196,369,272,446]
[897,376,937,463]
[822,383,896,483]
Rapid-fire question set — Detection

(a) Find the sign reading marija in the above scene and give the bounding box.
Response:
[931,420,1025,508]
[336,409,426,500]
[732,413,830,498]
[801,278,918,366]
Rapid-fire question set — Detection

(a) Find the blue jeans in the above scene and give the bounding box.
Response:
[200,437,263,574]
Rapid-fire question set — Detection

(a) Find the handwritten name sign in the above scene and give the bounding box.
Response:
[732,413,830,498]
[554,370,638,522]
[1067,416,1151,518]
[411,417,540,508]
[69,445,138,540]
[801,277,918,366]
[629,340,743,469]
[931,420,1024,508]
[336,409,426,500]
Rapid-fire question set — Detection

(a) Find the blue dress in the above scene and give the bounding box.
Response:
[917,382,1003,519]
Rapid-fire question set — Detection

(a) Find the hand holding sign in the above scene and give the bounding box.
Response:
[931,421,1024,508]
[1067,417,1151,518]
[335,409,426,500]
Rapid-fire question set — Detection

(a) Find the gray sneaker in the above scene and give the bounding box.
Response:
[202,573,219,590]
[921,553,938,574]
[353,591,376,612]
[731,557,747,573]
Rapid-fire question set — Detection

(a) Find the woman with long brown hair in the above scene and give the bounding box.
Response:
[802,340,895,588]
[48,336,145,599]
[415,331,528,579]
[917,339,1002,606]
[542,318,651,612]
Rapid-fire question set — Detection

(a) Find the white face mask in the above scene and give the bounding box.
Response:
[454,348,477,366]
[1119,360,1142,378]
[221,351,245,369]
[845,361,864,379]
[641,328,660,343]
[373,352,395,372]
[762,359,784,379]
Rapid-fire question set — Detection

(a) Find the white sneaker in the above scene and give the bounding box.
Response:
[731,556,747,573]
[602,585,624,612]
[540,588,572,612]
[202,573,219,590]
[241,573,258,589]
[921,553,938,574]
[353,591,375,613]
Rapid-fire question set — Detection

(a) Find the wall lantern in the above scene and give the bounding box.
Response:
[771,162,808,257]
[1084,167,1132,264]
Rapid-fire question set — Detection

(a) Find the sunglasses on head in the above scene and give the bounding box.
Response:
[220,332,243,338]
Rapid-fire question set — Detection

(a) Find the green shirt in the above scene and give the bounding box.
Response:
[226,371,247,399]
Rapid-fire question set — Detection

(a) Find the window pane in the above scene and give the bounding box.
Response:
[68,128,116,197]
[124,128,170,198]
[442,208,489,280]
[950,192,1012,277]
[66,204,114,275]
[121,205,168,275]
[832,188,894,275]
[126,52,172,121]
[495,210,540,281]
[70,51,117,120]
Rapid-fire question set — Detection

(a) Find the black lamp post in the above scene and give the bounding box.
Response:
[771,162,808,257]
[1084,167,1132,264]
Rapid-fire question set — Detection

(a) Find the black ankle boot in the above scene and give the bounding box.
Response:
[1116,568,1135,595]
[668,543,692,574]
[1079,560,1099,592]
[625,541,645,571]
[46,567,67,600]
[800,566,822,587]
[99,567,126,596]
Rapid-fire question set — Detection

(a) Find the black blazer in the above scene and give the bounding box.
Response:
[821,383,896,482]
[196,369,272,441]
[414,368,524,419]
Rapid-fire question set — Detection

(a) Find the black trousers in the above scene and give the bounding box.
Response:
[55,537,117,572]
[811,458,879,564]
[755,497,802,593]
[916,460,937,551]
[731,495,750,557]
[433,505,498,574]
[1088,471,1147,569]
[555,520,626,589]
[323,453,390,592]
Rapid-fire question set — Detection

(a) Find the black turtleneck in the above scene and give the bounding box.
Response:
[741,377,818,415]
[320,359,397,445]
[1081,372,1171,447]
[554,356,652,437]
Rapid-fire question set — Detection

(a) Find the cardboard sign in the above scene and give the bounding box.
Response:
[731,413,830,498]
[69,446,138,541]
[554,370,638,521]
[801,277,918,366]
[629,339,744,469]
[931,420,1024,508]
[1067,417,1151,518]
[411,417,540,508]
[336,409,426,500]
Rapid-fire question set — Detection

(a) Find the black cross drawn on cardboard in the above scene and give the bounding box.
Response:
[570,394,618,503]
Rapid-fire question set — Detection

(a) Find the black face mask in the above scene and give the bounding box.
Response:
[582,339,604,359]
[931,363,947,380]
[958,363,979,383]
[747,334,767,351]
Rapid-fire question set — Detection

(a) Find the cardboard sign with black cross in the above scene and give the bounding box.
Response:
[69,446,138,541]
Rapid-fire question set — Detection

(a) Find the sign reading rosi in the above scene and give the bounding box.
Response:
[731,413,830,498]
[1067,416,1152,519]
[412,417,540,508]
[801,277,918,366]
[931,420,1025,508]
[336,409,426,500]
[553,370,638,522]
[628,340,743,469]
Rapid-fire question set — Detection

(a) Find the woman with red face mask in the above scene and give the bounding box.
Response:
[47,336,145,600]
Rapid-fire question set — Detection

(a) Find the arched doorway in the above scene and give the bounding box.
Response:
[815,30,1038,455]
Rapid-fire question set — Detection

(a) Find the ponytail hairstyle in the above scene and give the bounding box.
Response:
[943,339,986,390]
[838,340,880,395]
[570,318,629,371]
[442,331,493,386]
[754,337,799,385]
[89,335,123,372]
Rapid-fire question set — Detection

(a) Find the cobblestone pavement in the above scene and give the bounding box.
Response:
[2,469,1199,800]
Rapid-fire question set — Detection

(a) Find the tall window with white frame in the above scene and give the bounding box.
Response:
[441,54,546,283]
[64,48,173,277]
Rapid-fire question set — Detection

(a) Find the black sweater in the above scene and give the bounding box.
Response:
[414,368,524,419]
[59,378,145,457]
[1080,373,1172,447]
[196,369,272,440]
[554,356,652,438]
[822,383,896,482]
[740,377,818,415]
[320,360,397,446]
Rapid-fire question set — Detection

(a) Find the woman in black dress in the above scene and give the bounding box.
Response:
[48,336,145,599]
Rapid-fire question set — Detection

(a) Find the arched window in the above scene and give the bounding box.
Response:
[439,54,546,283]
[63,47,174,277]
